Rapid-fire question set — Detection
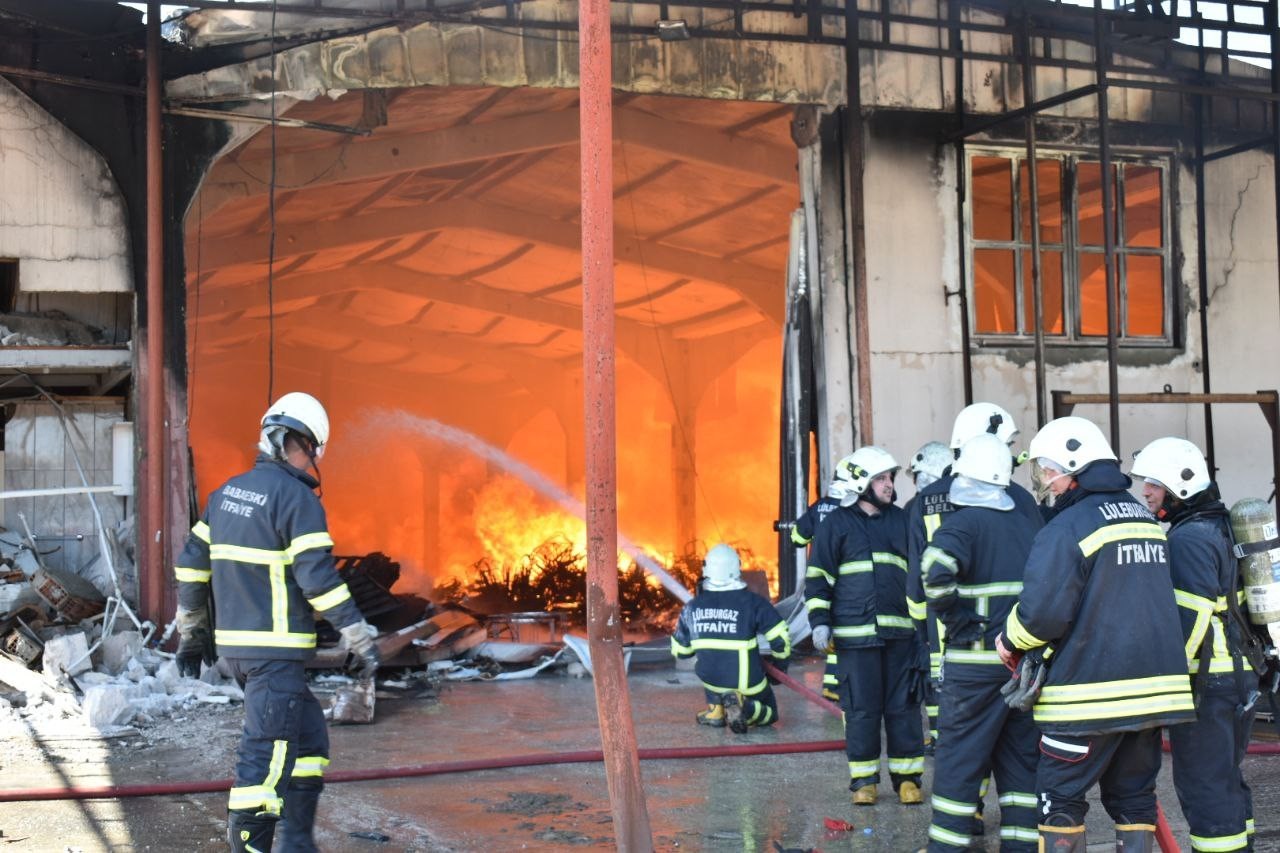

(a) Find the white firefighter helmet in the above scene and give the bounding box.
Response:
[950,402,1019,449]
[702,543,746,591]
[1027,416,1116,474]
[259,392,330,459]
[834,446,899,505]
[910,441,952,487]
[953,433,1013,487]
[1130,437,1211,500]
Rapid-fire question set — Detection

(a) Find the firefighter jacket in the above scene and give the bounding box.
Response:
[1164,499,1249,677]
[671,587,791,695]
[922,500,1040,679]
[906,472,1040,674]
[174,455,365,661]
[1004,462,1195,735]
[792,496,843,546]
[805,502,912,649]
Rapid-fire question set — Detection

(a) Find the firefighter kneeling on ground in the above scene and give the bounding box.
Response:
[1132,437,1257,852]
[173,392,381,853]
[806,447,925,806]
[920,433,1042,852]
[671,544,792,733]
[997,416,1195,853]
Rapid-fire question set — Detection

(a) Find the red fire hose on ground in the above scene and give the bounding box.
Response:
[762,662,1185,853]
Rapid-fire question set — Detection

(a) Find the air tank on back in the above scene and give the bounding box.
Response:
[1230,497,1280,648]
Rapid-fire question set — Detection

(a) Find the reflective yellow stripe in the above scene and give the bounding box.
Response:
[703,676,768,696]
[922,547,957,572]
[806,598,831,611]
[1175,589,1216,613]
[270,562,288,634]
[1005,604,1046,649]
[1035,693,1195,722]
[307,583,352,612]
[998,792,1037,807]
[175,566,211,583]
[888,756,924,773]
[959,582,1022,597]
[210,544,288,563]
[287,531,334,560]
[765,621,789,641]
[874,552,908,570]
[826,653,837,665]
[1185,608,1211,661]
[807,566,835,584]
[292,756,329,778]
[1116,824,1157,832]
[999,827,1039,842]
[670,637,693,655]
[928,825,972,847]
[690,638,756,651]
[924,514,943,540]
[848,759,879,776]
[908,598,927,620]
[1078,522,1166,557]
[1039,674,1191,703]
[215,628,317,649]
[877,615,913,630]
[925,583,957,600]
[791,528,810,546]
[228,739,288,815]
[1189,832,1248,852]
[834,624,877,637]
[1038,825,1085,834]
[839,561,873,574]
[944,649,1003,664]
[931,795,977,816]
[192,521,211,543]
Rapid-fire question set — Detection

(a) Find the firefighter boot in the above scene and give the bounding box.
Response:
[276,781,322,853]
[721,692,748,734]
[695,704,726,727]
[1038,815,1086,853]
[898,780,924,805]
[1114,823,1156,852]
[228,809,277,853]
[852,784,877,806]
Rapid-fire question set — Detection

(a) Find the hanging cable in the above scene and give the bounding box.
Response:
[264,0,277,404]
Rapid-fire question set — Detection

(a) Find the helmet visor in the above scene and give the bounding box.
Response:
[1029,458,1067,502]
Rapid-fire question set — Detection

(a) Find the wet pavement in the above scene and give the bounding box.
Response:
[3,657,1280,850]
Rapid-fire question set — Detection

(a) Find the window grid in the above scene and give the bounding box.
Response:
[967,149,1173,347]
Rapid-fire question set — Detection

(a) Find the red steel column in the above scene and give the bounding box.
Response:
[578,0,654,848]
[143,0,166,624]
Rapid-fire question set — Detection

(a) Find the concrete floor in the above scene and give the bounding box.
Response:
[2,658,1279,851]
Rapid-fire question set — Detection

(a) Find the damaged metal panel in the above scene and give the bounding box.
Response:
[0,78,132,294]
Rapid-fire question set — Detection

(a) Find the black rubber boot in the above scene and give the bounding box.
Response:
[1115,824,1156,852]
[1038,815,1086,853]
[276,781,322,853]
[227,809,277,853]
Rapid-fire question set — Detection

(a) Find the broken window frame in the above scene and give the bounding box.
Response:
[965,146,1175,349]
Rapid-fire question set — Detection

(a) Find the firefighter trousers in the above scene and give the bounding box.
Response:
[702,686,779,727]
[1036,727,1161,827]
[925,673,1039,852]
[225,658,330,818]
[835,638,924,790]
[1168,676,1256,852]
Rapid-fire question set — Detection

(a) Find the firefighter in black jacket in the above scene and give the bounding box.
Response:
[999,417,1195,853]
[671,544,792,732]
[921,433,1042,851]
[806,446,924,806]
[903,439,951,746]
[173,392,380,853]
[791,473,852,701]
[1132,437,1256,852]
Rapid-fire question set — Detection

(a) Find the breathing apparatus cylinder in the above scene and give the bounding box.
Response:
[1230,497,1280,648]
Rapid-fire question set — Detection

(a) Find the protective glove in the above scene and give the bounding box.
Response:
[810,624,832,654]
[906,639,929,705]
[999,654,1047,712]
[175,607,214,678]
[943,612,988,646]
[340,620,381,680]
[995,632,1021,672]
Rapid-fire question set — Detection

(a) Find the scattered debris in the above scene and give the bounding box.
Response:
[823,817,856,832]
[327,678,376,725]
[348,831,391,843]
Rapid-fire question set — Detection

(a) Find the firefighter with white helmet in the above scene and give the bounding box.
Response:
[999,417,1194,853]
[671,544,792,732]
[910,441,953,493]
[919,433,1041,851]
[174,392,380,852]
[1131,437,1256,852]
[906,404,1041,768]
[806,446,925,806]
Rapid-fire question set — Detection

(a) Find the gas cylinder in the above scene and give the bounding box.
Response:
[1230,497,1280,647]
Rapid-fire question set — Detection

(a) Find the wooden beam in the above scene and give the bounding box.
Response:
[197,199,784,325]
[198,106,796,214]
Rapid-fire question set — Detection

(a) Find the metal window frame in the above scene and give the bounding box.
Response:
[966,146,1174,348]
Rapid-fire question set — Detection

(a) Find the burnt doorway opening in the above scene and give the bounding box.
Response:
[185,86,799,622]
